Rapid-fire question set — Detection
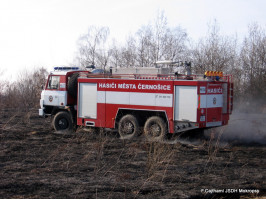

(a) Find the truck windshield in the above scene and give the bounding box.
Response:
[47,76,60,89]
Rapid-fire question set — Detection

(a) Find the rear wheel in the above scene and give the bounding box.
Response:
[118,115,140,139]
[144,116,167,141]
[53,111,73,131]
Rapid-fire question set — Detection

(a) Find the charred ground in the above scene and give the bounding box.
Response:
[0,109,265,198]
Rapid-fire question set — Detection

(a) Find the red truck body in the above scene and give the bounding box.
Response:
[76,74,233,134]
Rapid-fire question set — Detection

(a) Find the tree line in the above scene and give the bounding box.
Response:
[75,15,265,110]
[0,13,265,111]
[0,68,48,110]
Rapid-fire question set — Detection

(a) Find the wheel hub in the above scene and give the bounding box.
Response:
[58,118,68,129]
[123,122,134,135]
[150,124,161,137]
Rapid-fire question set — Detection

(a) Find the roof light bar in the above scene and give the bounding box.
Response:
[54,67,80,71]
[204,71,223,77]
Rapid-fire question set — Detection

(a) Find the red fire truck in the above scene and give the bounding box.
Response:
[39,66,233,140]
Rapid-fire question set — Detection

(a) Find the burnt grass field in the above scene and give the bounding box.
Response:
[0,109,265,198]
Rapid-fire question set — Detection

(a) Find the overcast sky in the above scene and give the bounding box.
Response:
[0,0,265,80]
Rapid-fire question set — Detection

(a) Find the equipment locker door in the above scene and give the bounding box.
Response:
[174,86,197,122]
[78,83,97,119]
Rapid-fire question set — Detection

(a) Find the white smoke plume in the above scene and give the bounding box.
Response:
[212,111,266,145]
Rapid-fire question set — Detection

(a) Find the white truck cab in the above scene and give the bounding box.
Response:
[39,67,88,119]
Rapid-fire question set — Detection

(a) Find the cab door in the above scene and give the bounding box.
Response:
[42,75,67,106]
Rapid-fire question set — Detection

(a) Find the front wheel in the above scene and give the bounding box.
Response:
[53,111,73,131]
[118,114,140,139]
[144,116,167,141]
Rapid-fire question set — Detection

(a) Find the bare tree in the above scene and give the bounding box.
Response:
[0,70,7,107]
[17,67,48,109]
[153,10,168,62]
[190,20,237,74]
[76,26,110,68]
[109,39,123,68]
[162,26,187,61]
[240,23,266,103]
[2,67,48,109]
[120,35,137,68]
[136,25,154,67]
[0,70,5,94]
[133,11,188,68]
[76,12,188,69]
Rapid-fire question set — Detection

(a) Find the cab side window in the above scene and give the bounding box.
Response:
[47,76,60,89]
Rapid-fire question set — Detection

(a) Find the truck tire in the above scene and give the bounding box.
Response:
[118,114,140,139]
[144,116,167,141]
[68,73,79,98]
[53,111,73,131]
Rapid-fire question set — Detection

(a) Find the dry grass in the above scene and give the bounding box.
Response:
[146,141,175,178]
[1,109,265,198]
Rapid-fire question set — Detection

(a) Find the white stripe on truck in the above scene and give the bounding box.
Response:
[97,91,173,107]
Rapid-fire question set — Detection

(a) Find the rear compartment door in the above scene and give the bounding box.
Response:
[174,86,197,122]
[205,83,223,127]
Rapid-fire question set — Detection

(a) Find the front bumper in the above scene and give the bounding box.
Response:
[39,108,44,117]
[39,98,45,117]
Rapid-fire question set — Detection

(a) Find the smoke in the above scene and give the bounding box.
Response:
[208,111,266,145]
